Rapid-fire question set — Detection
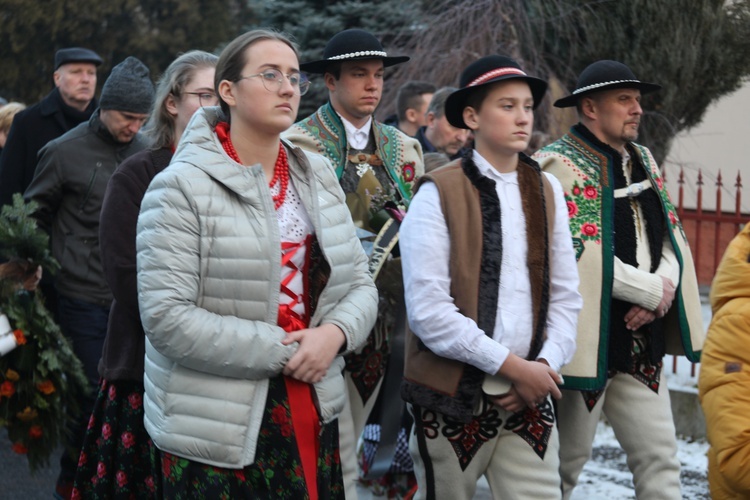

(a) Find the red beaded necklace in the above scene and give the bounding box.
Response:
[215,121,289,210]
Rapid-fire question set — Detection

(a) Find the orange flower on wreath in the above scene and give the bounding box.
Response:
[12,329,26,345]
[36,380,55,395]
[12,442,28,454]
[16,406,39,422]
[5,368,20,381]
[0,380,15,398]
[29,425,43,439]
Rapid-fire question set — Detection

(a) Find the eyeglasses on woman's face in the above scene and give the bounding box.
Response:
[236,68,310,96]
[183,91,220,107]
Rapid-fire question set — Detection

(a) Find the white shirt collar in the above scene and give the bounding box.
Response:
[472,150,519,184]
[338,113,372,150]
[622,148,631,164]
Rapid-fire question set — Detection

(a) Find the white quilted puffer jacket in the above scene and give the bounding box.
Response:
[136,107,377,468]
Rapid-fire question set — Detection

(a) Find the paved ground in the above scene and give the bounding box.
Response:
[0,439,59,499]
[1,294,713,499]
[2,432,709,499]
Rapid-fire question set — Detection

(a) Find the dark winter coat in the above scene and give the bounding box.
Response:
[0,88,97,207]
[24,111,149,305]
[98,147,172,381]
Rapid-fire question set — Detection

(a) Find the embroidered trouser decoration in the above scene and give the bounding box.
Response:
[503,399,555,459]
[441,406,503,471]
[416,398,556,470]
[581,336,663,411]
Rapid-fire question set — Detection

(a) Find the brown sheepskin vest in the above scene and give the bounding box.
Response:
[401,153,556,422]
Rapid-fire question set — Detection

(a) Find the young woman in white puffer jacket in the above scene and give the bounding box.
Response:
[136,29,378,499]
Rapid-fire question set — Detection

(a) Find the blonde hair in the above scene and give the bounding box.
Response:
[144,51,218,148]
[0,102,26,135]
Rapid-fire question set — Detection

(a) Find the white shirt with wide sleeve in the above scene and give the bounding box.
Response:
[611,151,680,311]
[400,150,582,375]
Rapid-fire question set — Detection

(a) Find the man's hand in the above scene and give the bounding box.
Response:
[23,265,43,291]
[282,323,346,384]
[655,276,676,318]
[624,305,657,330]
[491,386,525,413]
[497,354,562,410]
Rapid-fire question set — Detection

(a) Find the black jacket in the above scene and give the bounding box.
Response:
[98,148,172,381]
[24,111,149,305]
[0,88,97,207]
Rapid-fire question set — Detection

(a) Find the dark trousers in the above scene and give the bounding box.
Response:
[56,295,110,484]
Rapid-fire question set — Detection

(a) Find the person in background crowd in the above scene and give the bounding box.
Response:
[698,223,750,500]
[400,55,582,499]
[0,47,102,207]
[284,28,423,499]
[414,87,470,159]
[535,59,704,500]
[422,151,449,173]
[0,48,102,327]
[0,102,26,153]
[136,29,377,498]
[384,80,435,136]
[24,56,154,500]
[72,50,218,500]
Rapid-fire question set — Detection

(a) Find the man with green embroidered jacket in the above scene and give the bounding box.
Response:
[284,28,423,498]
[534,60,704,500]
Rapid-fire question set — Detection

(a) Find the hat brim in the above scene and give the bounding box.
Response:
[300,55,410,74]
[554,81,662,108]
[445,75,548,129]
[56,58,102,69]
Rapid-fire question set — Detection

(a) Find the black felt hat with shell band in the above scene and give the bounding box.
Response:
[300,29,409,74]
[554,60,661,108]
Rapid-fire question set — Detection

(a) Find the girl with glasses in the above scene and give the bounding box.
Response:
[72,50,218,499]
[135,29,377,499]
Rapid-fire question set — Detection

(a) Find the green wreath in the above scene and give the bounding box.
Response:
[0,194,89,472]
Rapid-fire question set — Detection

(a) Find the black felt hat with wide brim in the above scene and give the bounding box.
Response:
[554,60,661,108]
[444,55,548,129]
[300,29,410,74]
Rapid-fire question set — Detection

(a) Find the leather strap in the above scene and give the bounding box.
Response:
[362,214,407,479]
[368,218,400,281]
[363,297,408,480]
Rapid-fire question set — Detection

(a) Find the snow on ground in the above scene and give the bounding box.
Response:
[360,295,714,499]
[566,293,712,499]
[568,421,709,500]
[360,423,710,499]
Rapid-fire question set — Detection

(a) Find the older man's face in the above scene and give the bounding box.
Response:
[54,62,97,109]
[425,113,470,156]
[586,88,643,149]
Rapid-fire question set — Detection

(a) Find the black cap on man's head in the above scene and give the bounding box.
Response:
[54,48,103,70]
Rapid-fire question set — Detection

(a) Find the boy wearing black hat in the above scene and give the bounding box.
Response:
[24,56,154,500]
[399,55,582,499]
[534,60,704,499]
[285,28,423,498]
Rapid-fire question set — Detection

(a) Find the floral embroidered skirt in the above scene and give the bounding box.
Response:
[72,378,157,499]
[153,375,344,499]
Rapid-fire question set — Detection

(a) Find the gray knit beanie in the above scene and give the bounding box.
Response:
[99,56,155,114]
